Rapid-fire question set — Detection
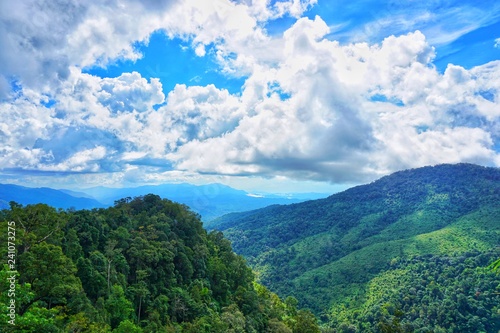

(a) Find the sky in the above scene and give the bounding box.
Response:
[0,0,499,193]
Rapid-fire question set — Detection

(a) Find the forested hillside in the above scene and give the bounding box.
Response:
[209,164,500,331]
[0,195,321,332]
[326,250,500,332]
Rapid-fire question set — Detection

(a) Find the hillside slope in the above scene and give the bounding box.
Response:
[209,164,500,326]
[0,183,105,210]
[0,195,321,332]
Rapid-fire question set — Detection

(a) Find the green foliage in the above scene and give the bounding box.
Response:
[113,319,142,333]
[488,258,500,273]
[208,163,500,329]
[105,285,134,328]
[19,242,83,311]
[293,309,321,333]
[327,250,500,333]
[2,164,496,332]
[2,202,68,254]
[0,195,320,332]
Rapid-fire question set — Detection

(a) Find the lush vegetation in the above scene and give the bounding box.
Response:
[1,163,498,332]
[209,164,500,330]
[326,250,500,332]
[0,195,321,332]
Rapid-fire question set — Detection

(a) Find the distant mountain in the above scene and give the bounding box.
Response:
[58,188,97,199]
[208,163,500,330]
[0,182,327,219]
[78,183,327,221]
[0,184,105,210]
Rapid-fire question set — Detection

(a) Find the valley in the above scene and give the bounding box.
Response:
[0,163,498,332]
[209,163,500,331]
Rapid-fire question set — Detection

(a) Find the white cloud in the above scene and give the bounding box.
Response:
[495,38,500,48]
[128,83,245,156]
[0,0,306,95]
[0,91,59,150]
[0,69,165,174]
[166,18,499,182]
[336,1,500,53]
[97,72,165,113]
[42,146,108,172]
[273,0,317,19]
[423,5,500,46]
[239,0,317,21]
[0,0,85,94]
[0,2,499,186]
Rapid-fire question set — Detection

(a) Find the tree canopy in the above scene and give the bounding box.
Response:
[0,195,320,332]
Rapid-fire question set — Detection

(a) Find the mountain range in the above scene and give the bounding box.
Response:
[0,184,104,210]
[0,182,327,221]
[207,163,500,330]
[1,163,498,331]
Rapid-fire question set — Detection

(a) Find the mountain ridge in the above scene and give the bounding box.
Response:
[0,183,105,210]
[207,163,500,324]
[0,182,328,221]
[0,194,323,332]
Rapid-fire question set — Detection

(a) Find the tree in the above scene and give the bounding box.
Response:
[221,304,246,333]
[285,296,298,317]
[268,318,293,333]
[292,310,320,333]
[129,269,150,325]
[104,239,122,294]
[76,257,107,302]
[488,258,500,273]
[18,243,83,313]
[105,285,134,329]
[7,202,67,253]
[0,195,321,331]
[62,228,84,261]
[113,319,142,333]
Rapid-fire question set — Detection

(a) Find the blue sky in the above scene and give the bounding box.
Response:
[0,0,499,193]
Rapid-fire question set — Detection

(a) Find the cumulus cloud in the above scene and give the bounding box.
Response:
[159,84,243,143]
[45,146,108,172]
[97,72,165,113]
[0,0,304,95]
[0,69,166,174]
[248,0,318,21]
[0,1,499,186]
[167,18,500,182]
[32,126,124,172]
[0,0,86,94]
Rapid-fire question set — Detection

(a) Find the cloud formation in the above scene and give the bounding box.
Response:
[168,19,499,182]
[0,0,499,188]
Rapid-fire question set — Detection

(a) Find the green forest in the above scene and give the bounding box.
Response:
[325,250,500,332]
[0,163,499,332]
[0,195,320,332]
[209,164,500,332]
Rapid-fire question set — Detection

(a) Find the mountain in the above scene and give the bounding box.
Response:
[0,183,105,210]
[0,195,322,332]
[0,182,326,220]
[58,188,97,199]
[78,183,327,221]
[208,163,500,331]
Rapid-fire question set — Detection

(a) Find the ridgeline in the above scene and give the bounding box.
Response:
[0,195,320,332]
[209,164,500,332]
